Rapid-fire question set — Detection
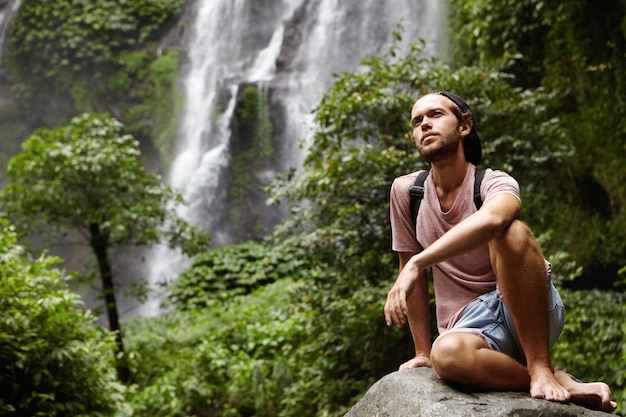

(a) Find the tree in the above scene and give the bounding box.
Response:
[0,113,210,382]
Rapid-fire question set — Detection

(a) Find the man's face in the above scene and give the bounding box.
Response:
[410,94,466,163]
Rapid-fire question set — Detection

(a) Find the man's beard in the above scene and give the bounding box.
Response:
[417,131,460,163]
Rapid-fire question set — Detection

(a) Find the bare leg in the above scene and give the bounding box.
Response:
[488,220,570,402]
[431,333,617,412]
[431,332,532,391]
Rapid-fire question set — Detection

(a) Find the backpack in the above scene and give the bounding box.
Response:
[409,169,486,229]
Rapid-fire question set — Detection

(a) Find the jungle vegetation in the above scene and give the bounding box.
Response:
[0,0,624,416]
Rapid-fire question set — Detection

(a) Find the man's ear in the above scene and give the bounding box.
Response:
[458,118,472,138]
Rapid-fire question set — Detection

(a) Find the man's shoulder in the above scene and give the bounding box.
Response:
[483,168,518,184]
[480,168,520,200]
[393,170,428,187]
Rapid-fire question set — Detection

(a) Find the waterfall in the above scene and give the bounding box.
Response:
[166,0,303,243]
[138,0,443,317]
[0,1,20,68]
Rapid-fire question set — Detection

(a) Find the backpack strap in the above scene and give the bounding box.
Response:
[473,169,486,210]
[409,170,430,230]
[410,169,486,229]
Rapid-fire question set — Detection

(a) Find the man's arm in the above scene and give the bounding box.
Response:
[384,252,431,343]
[414,192,520,270]
[385,193,520,327]
[398,252,432,368]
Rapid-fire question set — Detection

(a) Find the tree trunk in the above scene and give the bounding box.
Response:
[89,222,130,383]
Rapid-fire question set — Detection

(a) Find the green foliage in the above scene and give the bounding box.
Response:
[169,238,318,310]
[128,276,409,417]
[447,0,550,84]
[268,38,571,292]
[7,0,184,80]
[447,0,626,288]
[123,51,183,170]
[0,219,127,416]
[0,112,209,254]
[136,215,415,416]
[235,87,274,158]
[3,0,185,144]
[552,288,626,414]
[128,282,316,417]
[1,2,620,413]
[0,112,209,381]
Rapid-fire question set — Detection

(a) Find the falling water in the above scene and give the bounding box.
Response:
[138,0,443,316]
[140,0,303,315]
[0,1,20,67]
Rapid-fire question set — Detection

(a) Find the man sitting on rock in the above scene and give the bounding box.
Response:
[384,90,617,412]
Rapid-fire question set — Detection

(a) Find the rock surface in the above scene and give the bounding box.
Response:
[345,368,614,417]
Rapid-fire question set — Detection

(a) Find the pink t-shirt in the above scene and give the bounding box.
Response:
[389,164,521,333]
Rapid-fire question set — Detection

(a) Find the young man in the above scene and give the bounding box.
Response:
[384,90,616,412]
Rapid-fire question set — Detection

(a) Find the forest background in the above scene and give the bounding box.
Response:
[0,0,625,416]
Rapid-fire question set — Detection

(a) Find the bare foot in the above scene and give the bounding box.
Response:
[529,367,570,403]
[555,370,617,412]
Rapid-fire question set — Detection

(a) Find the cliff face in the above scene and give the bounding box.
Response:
[345,368,614,417]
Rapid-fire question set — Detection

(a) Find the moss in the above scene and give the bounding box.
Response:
[228,86,274,228]
[143,52,183,170]
[122,51,182,171]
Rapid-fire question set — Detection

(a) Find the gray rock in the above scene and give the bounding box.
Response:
[345,368,614,417]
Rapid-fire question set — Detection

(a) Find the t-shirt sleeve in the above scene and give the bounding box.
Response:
[390,174,422,253]
[481,169,521,204]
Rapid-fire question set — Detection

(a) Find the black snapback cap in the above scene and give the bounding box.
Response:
[437,90,482,165]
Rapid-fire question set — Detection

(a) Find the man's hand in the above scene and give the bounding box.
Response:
[384,261,419,327]
[399,354,432,370]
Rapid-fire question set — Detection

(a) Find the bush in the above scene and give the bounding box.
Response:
[0,219,127,416]
[127,273,410,417]
[168,239,325,310]
[552,288,626,414]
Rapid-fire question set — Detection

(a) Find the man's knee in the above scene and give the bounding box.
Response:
[431,333,481,381]
[490,219,543,262]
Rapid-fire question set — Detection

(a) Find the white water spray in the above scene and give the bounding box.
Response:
[0,1,20,66]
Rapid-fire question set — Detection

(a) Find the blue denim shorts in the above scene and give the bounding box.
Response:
[444,283,565,365]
